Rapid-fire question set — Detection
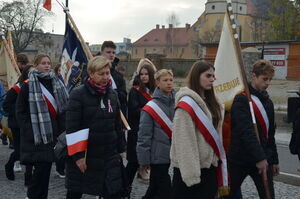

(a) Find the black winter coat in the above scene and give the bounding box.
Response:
[126,87,150,163]
[65,80,126,196]
[3,88,19,129]
[16,78,65,164]
[111,68,127,115]
[290,109,300,160]
[229,85,279,166]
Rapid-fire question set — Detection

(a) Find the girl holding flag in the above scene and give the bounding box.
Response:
[16,54,69,199]
[65,56,125,199]
[126,63,156,194]
[137,69,175,199]
[171,61,228,199]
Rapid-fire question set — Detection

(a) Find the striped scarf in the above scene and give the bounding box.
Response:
[87,78,112,94]
[29,69,69,145]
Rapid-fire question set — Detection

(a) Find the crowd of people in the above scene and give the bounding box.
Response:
[0,40,299,199]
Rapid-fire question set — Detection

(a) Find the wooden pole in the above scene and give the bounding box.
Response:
[64,10,131,130]
[226,3,271,199]
[1,36,21,77]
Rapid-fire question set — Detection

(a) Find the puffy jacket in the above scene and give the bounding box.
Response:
[65,79,126,196]
[229,85,279,166]
[3,88,19,128]
[137,88,175,165]
[16,78,65,164]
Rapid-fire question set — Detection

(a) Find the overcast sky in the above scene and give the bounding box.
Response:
[43,0,207,44]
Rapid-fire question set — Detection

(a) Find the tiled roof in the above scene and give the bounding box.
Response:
[133,26,190,46]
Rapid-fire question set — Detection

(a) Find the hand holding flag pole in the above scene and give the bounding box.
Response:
[225,1,271,198]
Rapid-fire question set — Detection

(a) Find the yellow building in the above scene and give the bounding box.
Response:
[194,0,267,43]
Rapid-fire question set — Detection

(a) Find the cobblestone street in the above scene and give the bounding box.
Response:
[0,143,300,198]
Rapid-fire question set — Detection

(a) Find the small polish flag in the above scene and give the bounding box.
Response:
[43,0,51,11]
[66,129,89,156]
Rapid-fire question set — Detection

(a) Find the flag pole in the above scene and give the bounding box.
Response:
[63,8,131,131]
[0,34,21,77]
[226,2,271,199]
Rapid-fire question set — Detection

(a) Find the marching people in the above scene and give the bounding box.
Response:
[137,69,175,199]
[228,60,279,199]
[126,61,156,196]
[3,65,34,185]
[16,54,69,199]
[171,61,228,199]
[65,56,126,199]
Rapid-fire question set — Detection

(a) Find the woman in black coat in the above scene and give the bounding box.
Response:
[65,56,126,199]
[3,65,33,185]
[16,54,68,199]
[126,64,156,194]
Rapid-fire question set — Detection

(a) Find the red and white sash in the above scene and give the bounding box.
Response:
[66,128,89,156]
[251,95,269,139]
[40,83,58,119]
[176,96,228,188]
[133,85,153,101]
[142,101,172,138]
[12,83,21,93]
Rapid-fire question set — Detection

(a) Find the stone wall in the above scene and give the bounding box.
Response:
[242,47,262,82]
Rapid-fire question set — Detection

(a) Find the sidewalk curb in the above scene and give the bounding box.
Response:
[274,172,300,186]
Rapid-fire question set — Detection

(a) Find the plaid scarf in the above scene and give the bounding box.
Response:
[29,69,69,145]
[87,78,112,94]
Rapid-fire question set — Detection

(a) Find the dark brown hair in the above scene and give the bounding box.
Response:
[16,53,29,65]
[54,64,61,75]
[138,64,156,93]
[33,54,51,67]
[101,41,116,51]
[18,64,33,83]
[187,61,221,127]
[252,60,275,76]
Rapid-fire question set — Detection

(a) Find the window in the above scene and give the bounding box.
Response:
[240,6,242,11]
[144,48,147,55]
[153,48,156,52]
[135,48,138,55]
[212,5,215,10]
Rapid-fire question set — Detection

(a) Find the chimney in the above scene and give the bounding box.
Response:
[185,23,191,29]
[162,25,165,29]
[169,24,173,29]
[156,24,160,29]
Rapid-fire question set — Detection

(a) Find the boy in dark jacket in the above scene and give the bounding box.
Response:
[228,60,279,199]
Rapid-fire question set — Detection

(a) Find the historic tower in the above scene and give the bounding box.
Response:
[194,0,256,42]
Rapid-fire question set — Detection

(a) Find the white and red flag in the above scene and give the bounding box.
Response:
[43,0,51,11]
[66,129,89,156]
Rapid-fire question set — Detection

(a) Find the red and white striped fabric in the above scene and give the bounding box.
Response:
[66,128,89,156]
[142,101,173,138]
[43,0,51,11]
[12,83,21,93]
[251,95,269,139]
[133,85,152,101]
[176,96,228,189]
[40,83,58,119]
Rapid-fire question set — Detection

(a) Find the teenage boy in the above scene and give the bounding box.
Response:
[100,41,127,115]
[228,60,279,199]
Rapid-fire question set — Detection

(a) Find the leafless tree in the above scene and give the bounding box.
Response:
[0,0,52,53]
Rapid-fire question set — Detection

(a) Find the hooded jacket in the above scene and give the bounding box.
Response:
[170,87,223,187]
[137,88,175,165]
